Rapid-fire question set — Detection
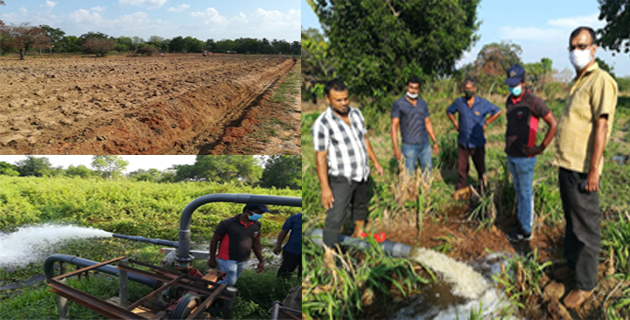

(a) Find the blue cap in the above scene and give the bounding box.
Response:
[505,65,526,86]
[244,203,270,213]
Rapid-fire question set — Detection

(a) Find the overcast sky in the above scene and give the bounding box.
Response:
[301,0,630,77]
[0,155,196,173]
[0,0,300,42]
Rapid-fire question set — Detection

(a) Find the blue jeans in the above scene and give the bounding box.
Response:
[507,155,537,233]
[401,142,432,175]
[217,258,247,286]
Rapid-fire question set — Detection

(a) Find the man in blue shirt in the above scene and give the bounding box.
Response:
[274,213,302,277]
[391,76,439,175]
[447,78,502,191]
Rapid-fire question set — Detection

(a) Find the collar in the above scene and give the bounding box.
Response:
[574,62,599,81]
[235,214,254,227]
[327,106,354,122]
[510,88,529,104]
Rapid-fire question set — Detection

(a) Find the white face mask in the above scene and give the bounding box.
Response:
[569,48,592,71]
[406,91,418,99]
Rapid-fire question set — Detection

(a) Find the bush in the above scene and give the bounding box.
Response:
[137,44,158,56]
[82,38,116,57]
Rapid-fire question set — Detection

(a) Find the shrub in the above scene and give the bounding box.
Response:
[137,44,158,56]
[82,38,116,57]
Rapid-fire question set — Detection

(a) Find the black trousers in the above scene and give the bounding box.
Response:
[322,176,369,248]
[277,250,301,278]
[457,144,486,190]
[558,167,601,291]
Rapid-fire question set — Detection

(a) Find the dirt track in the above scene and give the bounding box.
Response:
[0,54,295,154]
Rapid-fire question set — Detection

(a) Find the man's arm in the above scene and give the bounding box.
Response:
[425,117,439,154]
[391,118,402,160]
[586,116,608,192]
[273,230,289,255]
[523,111,558,155]
[207,232,223,268]
[253,236,264,273]
[365,134,383,175]
[484,109,502,131]
[447,113,459,131]
[316,150,334,210]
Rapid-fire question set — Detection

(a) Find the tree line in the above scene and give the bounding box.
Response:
[0,155,301,190]
[0,22,301,59]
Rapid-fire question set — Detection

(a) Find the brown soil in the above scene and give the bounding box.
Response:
[368,208,629,319]
[0,54,295,154]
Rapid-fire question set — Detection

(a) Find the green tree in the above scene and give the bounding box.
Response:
[597,0,630,58]
[301,27,335,103]
[91,155,129,180]
[170,36,186,53]
[63,35,82,52]
[66,164,95,179]
[310,0,480,101]
[259,156,301,190]
[595,57,616,79]
[0,161,19,176]
[16,156,52,177]
[116,36,133,52]
[128,168,162,182]
[173,156,262,184]
[524,57,553,94]
[38,25,65,54]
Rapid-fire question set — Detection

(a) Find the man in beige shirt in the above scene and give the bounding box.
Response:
[552,26,618,309]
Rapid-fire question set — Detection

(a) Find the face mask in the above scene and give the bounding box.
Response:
[406,91,418,99]
[464,90,475,99]
[569,48,592,71]
[248,213,263,221]
[509,85,522,97]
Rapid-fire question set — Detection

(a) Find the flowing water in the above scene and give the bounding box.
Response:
[390,248,517,319]
[0,224,112,269]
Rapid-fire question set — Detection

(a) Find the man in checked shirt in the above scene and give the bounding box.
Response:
[311,79,384,248]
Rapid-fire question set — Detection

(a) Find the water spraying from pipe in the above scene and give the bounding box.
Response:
[0,224,112,269]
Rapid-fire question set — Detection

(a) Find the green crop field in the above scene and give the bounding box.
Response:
[0,177,301,319]
[302,95,630,319]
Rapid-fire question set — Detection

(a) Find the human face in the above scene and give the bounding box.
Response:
[326,89,350,116]
[463,82,476,96]
[569,30,597,63]
[407,82,420,96]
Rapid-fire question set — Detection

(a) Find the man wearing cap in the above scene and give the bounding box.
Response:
[273,213,302,278]
[553,26,617,309]
[391,76,440,176]
[504,64,558,242]
[447,77,502,193]
[312,78,383,249]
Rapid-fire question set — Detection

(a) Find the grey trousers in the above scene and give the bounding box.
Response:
[322,176,369,248]
[558,167,601,291]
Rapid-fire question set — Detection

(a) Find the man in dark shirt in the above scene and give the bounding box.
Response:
[274,213,302,277]
[391,76,439,176]
[504,65,558,242]
[447,78,502,192]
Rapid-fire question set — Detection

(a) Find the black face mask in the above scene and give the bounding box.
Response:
[464,90,475,99]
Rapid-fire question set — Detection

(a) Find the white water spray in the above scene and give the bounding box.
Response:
[0,224,113,269]
[391,247,515,319]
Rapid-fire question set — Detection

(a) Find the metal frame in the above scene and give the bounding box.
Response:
[270,301,302,320]
[47,256,231,320]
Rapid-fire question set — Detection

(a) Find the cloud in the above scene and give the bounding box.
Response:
[547,13,603,29]
[118,0,167,10]
[68,9,103,24]
[166,4,190,12]
[91,6,107,12]
[190,8,229,26]
[40,0,57,14]
[498,26,565,42]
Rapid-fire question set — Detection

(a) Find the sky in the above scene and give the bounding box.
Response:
[301,0,630,77]
[0,0,300,42]
[0,155,196,173]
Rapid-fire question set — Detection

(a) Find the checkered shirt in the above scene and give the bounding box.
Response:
[311,106,370,182]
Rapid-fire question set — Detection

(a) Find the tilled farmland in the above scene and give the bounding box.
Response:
[0,54,296,154]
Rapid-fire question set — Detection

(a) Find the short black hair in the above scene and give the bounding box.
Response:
[570,26,597,45]
[324,79,348,97]
[407,76,421,86]
[460,77,476,91]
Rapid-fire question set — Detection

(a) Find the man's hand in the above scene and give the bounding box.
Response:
[321,187,335,210]
[207,257,217,269]
[374,163,383,176]
[273,245,282,255]
[522,145,544,156]
[394,148,402,161]
[432,143,440,155]
[256,261,264,274]
[585,171,600,192]
[483,123,487,132]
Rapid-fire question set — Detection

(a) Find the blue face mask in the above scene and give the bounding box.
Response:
[509,85,522,97]
[249,213,263,221]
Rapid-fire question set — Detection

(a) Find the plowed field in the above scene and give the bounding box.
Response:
[0,54,296,154]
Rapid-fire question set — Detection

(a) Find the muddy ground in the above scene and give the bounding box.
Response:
[369,206,629,319]
[0,54,295,154]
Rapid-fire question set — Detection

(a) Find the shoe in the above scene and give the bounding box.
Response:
[506,229,532,242]
[552,266,574,281]
[563,289,594,309]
